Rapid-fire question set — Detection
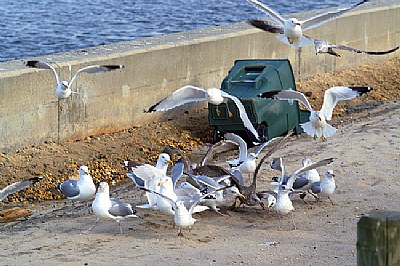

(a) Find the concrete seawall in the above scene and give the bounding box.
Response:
[0,3,399,152]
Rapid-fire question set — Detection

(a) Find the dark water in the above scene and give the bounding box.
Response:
[0,0,357,62]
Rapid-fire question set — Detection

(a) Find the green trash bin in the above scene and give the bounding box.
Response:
[208,59,309,143]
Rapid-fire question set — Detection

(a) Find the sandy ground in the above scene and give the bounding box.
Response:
[0,100,399,265]
[0,57,399,265]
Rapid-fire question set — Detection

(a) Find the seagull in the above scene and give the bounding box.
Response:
[306,37,400,57]
[144,85,260,141]
[0,176,44,201]
[258,86,373,140]
[85,182,140,234]
[58,165,96,203]
[225,132,273,180]
[246,0,368,47]
[25,60,124,99]
[259,157,335,229]
[311,169,336,205]
[138,185,230,236]
[247,20,399,57]
[131,153,172,209]
[156,176,209,216]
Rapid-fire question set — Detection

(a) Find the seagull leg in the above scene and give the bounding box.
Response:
[225,103,233,117]
[290,212,297,230]
[82,217,100,234]
[321,135,327,141]
[118,221,123,234]
[313,133,317,140]
[216,106,221,116]
[328,196,335,205]
[178,228,184,237]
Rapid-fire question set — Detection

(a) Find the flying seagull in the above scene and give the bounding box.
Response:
[85,182,140,234]
[258,86,373,140]
[144,85,260,141]
[246,0,368,47]
[0,176,43,201]
[247,20,399,57]
[25,60,124,99]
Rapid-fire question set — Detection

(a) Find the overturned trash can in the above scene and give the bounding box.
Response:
[208,59,309,143]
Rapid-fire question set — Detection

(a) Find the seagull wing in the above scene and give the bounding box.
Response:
[25,60,62,85]
[170,159,185,188]
[247,19,285,34]
[321,86,372,120]
[0,176,43,201]
[187,185,231,214]
[137,187,177,210]
[109,198,136,217]
[332,44,399,55]
[286,158,335,189]
[301,0,368,31]
[126,173,145,187]
[145,85,208,112]
[225,133,248,163]
[258,89,314,112]
[68,65,123,86]
[246,0,285,25]
[58,180,80,198]
[221,92,260,141]
[201,140,239,167]
[192,175,223,190]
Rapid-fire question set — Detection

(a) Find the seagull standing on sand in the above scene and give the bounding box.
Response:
[139,186,229,236]
[258,86,373,140]
[144,85,260,141]
[311,169,336,205]
[247,20,399,57]
[260,158,335,229]
[85,182,140,234]
[246,0,368,47]
[25,60,124,99]
[58,165,96,203]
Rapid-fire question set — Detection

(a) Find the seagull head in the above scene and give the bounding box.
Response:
[79,165,89,175]
[61,80,69,89]
[267,194,276,208]
[248,152,257,160]
[301,157,312,167]
[325,169,335,179]
[158,153,172,165]
[98,182,109,193]
[288,18,302,27]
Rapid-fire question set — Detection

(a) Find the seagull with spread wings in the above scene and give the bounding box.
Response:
[247,20,399,57]
[258,86,373,140]
[25,60,124,99]
[144,85,260,141]
[246,0,368,47]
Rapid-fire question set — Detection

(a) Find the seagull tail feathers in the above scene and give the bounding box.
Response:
[300,121,315,138]
[323,123,337,138]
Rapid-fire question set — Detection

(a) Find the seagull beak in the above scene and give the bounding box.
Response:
[157,181,165,186]
[238,193,246,199]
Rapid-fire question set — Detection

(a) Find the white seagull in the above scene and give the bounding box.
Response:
[0,176,43,201]
[139,185,229,236]
[25,60,124,99]
[258,86,373,140]
[58,165,96,202]
[131,153,172,209]
[311,169,336,205]
[225,132,273,179]
[86,182,140,234]
[260,157,335,229]
[144,85,260,141]
[247,20,399,57]
[246,0,368,47]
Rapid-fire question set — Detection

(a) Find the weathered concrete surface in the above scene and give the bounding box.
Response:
[0,3,399,151]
